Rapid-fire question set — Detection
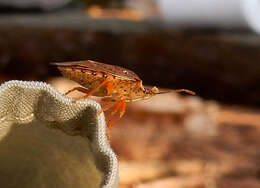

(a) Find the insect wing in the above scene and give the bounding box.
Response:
[52,60,141,81]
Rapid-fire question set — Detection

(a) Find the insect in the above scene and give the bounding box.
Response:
[51,60,195,129]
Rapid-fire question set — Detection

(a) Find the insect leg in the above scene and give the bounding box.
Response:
[106,81,113,95]
[119,100,126,118]
[108,99,126,129]
[106,99,122,129]
[95,98,115,118]
[73,79,111,102]
[174,89,195,95]
[64,87,89,96]
[107,99,121,120]
[101,97,116,102]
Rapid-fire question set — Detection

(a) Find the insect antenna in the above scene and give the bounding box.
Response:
[156,89,195,95]
[156,90,171,94]
[173,89,195,95]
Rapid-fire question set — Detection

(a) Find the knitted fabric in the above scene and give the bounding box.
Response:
[0,80,118,188]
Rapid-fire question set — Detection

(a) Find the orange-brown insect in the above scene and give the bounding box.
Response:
[52,60,194,129]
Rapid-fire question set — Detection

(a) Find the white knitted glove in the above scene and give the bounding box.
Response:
[0,80,118,188]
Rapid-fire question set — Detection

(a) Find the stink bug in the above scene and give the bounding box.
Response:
[52,60,195,129]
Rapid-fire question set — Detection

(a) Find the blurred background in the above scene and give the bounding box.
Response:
[0,0,260,187]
